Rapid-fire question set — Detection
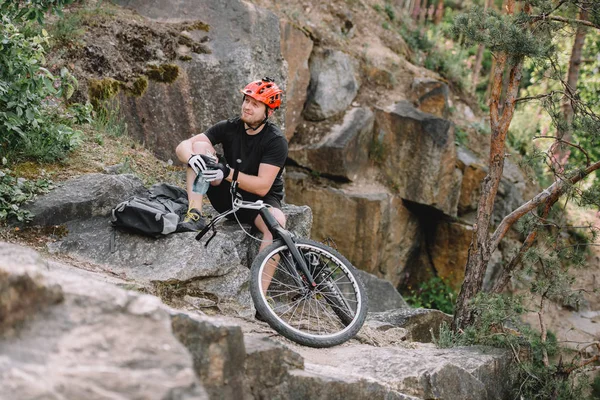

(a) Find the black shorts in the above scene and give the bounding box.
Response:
[206,181,282,226]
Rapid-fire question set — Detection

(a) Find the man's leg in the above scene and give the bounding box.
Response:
[175,140,216,230]
[254,208,286,296]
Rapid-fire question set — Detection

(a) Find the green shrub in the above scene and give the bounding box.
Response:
[0,167,53,222]
[405,276,456,314]
[0,17,81,164]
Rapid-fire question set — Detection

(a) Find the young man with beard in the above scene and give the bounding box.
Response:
[175,77,287,254]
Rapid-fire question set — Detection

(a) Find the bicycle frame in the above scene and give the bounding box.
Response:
[194,168,317,289]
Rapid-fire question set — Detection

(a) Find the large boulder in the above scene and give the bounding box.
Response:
[280,20,313,141]
[288,107,374,180]
[357,270,408,312]
[23,173,311,318]
[285,171,421,287]
[22,173,146,226]
[410,78,450,119]
[291,343,514,400]
[0,243,208,399]
[112,0,287,161]
[366,308,452,343]
[0,245,63,332]
[373,101,460,216]
[303,48,360,121]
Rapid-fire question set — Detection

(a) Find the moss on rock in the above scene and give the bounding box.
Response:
[146,64,180,83]
[88,78,121,109]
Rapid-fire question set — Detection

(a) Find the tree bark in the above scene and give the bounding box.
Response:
[471,0,493,94]
[553,8,589,169]
[452,0,521,332]
[434,0,444,24]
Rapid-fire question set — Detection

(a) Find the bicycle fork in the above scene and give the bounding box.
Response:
[259,208,317,290]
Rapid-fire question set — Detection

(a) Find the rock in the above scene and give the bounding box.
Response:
[244,334,305,397]
[285,171,421,287]
[356,270,408,312]
[280,20,313,141]
[171,313,246,399]
[456,147,528,223]
[0,244,63,331]
[30,174,311,317]
[288,107,374,180]
[22,173,145,226]
[374,101,460,216]
[367,308,452,343]
[303,49,360,121]
[0,243,208,399]
[457,147,488,215]
[410,78,450,118]
[112,0,287,161]
[430,220,473,290]
[292,343,513,400]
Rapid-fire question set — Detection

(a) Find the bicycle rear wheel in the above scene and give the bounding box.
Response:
[250,238,368,348]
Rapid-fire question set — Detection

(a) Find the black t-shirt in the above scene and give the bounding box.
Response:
[205,117,288,199]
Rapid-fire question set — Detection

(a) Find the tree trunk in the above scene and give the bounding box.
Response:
[452,0,522,331]
[471,0,493,94]
[553,8,589,169]
[434,0,444,24]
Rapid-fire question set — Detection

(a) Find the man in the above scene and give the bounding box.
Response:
[175,77,287,254]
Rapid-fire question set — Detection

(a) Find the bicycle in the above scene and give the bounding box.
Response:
[195,161,368,348]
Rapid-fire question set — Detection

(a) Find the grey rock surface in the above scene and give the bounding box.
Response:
[22,173,145,226]
[0,242,208,400]
[303,49,360,121]
[289,107,374,180]
[112,0,287,161]
[374,101,460,216]
[357,270,409,312]
[3,242,516,400]
[367,308,453,343]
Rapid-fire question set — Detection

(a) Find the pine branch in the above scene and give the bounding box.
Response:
[532,135,592,166]
[489,159,600,260]
[515,91,563,103]
[530,15,600,29]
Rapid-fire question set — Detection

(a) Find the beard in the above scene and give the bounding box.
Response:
[241,112,266,127]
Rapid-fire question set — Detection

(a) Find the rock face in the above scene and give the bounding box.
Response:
[285,172,421,287]
[21,173,311,318]
[2,242,516,400]
[374,101,460,216]
[112,0,288,160]
[366,308,452,343]
[23,173,146,226]
[0,243,208,400]
[0,246,63,331]
[280,20,313,141]
[356,270,408,312]
[288,107,374,180]
[303,49,360,121]
[410,78,450,118]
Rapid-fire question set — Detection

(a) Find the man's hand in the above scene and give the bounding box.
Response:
[202,163,231,182]
[188,154,216,175]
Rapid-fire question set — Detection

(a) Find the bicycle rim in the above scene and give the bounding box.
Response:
[252,240,365,345]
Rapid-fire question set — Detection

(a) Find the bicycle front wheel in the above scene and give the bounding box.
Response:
[250,238,368,348]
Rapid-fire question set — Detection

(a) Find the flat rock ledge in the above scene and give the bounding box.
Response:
[1,242,516,400]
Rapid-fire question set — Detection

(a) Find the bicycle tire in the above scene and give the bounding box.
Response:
[250,238,368,348]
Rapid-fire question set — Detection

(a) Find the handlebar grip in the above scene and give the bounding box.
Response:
[231,159,242,182]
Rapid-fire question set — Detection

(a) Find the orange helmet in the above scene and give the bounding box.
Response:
[240,77,283,110]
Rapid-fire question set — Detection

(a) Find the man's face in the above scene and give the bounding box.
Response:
[241,96,268,126]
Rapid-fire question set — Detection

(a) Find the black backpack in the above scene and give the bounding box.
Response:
[111,183,189,237]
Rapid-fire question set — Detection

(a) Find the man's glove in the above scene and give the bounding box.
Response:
[188,154,216,175]
[202,162,231,182]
